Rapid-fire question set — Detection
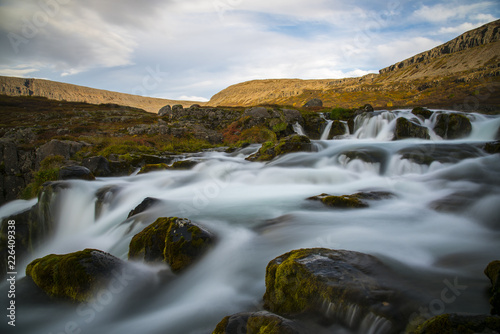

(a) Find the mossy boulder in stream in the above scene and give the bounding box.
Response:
[394,117,430,140]
[411,107,433,120]
[485,260,500,315]
[213,311,307,334]
[246,135,312,162]
[26,249,124,302]
[307,191,394,209]
[129,217,216,272]
[433,113,472,139]
[263,248,419,333]
[413,313,500,334]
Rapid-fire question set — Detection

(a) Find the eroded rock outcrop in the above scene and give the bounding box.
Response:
[246,135,312,162]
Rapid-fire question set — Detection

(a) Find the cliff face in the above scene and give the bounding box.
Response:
[0,77,200,113]
[208,20,500,110]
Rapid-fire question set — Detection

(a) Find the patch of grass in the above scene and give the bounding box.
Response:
[21,155,65,199]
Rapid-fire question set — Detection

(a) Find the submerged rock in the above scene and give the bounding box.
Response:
[485,260,500,315]
[307,191,394,209]
[413,313,500,333]
[433,113,472,139]
[394,117,430,140]
[26,249,125,302]
[246,135,312,162]
[212,311,307,334]
[171,160,199,170]
[483,141,500,154]
[128,217,216,272]
[127,197,161,219]
[263,248,418,333]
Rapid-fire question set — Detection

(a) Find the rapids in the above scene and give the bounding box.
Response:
[1,109,499,334]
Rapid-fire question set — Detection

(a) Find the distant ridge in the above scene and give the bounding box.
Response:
[0,76,200,113]
[208,20,500,110]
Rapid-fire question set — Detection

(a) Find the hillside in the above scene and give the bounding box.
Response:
[208,20,500,111]
[0,76,200,113]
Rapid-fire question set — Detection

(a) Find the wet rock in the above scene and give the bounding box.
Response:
[433,113,472,139]
[483,141,500,154]
[129,217,216,272]
[339,147,389,172]
[26,249,125,302]
[485,260,500,315]
[307,191,394,209]
[95,185,122,219]
[328,120,348,138]
[246,135,312,162]
[413,313,500,334]
[138,163,169,174]
[394,117,430,140]
[303,98,323,108]
[171,160,199,169]
[213,311,307,334]
[127,197,161,219]
[59,165,95,181]
[82,156,111,177]
[302,113,327,139]
[263,248,418,333]
[411,107,433,120]
[398,143,484,165]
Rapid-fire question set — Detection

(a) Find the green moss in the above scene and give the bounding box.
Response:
[171,160,198,170]
[20,155,65,199]
[212,316,230,334]
[413,314,500,334]
[138,163,169,174]
[321,195,369,208]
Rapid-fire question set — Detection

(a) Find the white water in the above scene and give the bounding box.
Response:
[320,120,334,140]
[1,110,500,334]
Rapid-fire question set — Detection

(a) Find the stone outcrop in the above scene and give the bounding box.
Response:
[246,135,312,162]
[0,140,35,203]
[433,113,472,139]
[212,311,308,334]
[394,117,430,140]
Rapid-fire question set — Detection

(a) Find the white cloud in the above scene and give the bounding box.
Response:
[178,95,210,102]
[0,66,38,77]
[412,2,495,23]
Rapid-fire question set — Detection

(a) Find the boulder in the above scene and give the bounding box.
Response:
[36,140,85,167]
[58,165,95,181]
[307,191,394,209]
[411,107,433,120]
[95,185,122,219]
[398,143,484,165]
[483,141,500,154]
[302,113,327,139]
[433,113,472,139]
[413,314,500,334]
[138,163,169,174]
[26,249,125,302]
[158,104,172,117]
[82,156,111,177]
[243,107,271,119]
[328,120,348,138]
[282,109,303,124]
[213,311,307,334]
[303,98,323,108]
[171,160,199,169]
[263,248,418,333]
[246,135,312,162]
[485,260,500,315]
[172,105,183,112]
[128,217,216,272]
[394,117,430,140]
[127,197,161,219]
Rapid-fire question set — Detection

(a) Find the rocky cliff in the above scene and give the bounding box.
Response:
[0,76,199,113]
[208,20,500,110]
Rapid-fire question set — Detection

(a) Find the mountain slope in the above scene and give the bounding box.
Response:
[0,76,200,113]
[208,20,500,110]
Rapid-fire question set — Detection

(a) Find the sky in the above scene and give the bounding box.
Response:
[0,0,498,102]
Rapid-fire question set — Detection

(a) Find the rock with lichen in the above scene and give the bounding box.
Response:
[413,313,500,334]
[307,191,394,209]
[246,135,312,162]
[26,249,125,302]
[128,217,216,272]
[263,248,419,333]
[212,311,308,334]
[433,113,472,139]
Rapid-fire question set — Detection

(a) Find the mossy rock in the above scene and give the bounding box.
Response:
[483,141,500,154]
[212,311,306,334]
[397,143,484,166]
[138,163,169,174]
[127,197,161,218]
[246,135,312,162]
[26,249,124,302]
[485,260,500,315]
[394,117,430,140]
[129,217,216,272]
[411,107,433,120]
[263,248,418,332]
[413,313,500,334]
[433,113,472,139]
[307,191,394,209]
[171,160,199,170]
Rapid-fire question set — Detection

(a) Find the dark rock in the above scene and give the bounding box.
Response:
[433,113,472,139]
[108,160,134,176]
[158,104,172,116]
[36,140,85,167]
[485,260,500,315]
[82,156,111,177]
[95,185,122,220]
[394,117,430,140]
[59,165,95,181]
[138,163,169,174]
[413,313,500,334]
[483,141,500,154]
[411,107,433,120]
[127,197,161,219]
[363,104,374,112]
[307,191,394,209]
[172,104,183,112]
[282,109,303,124]
[213,311,308,334]
[328,120,348,138]
[246,135,312,162]
[263,248,419,332]
[398,143,484,165]
[128,217,216,272]
[303,98,323,108]
[302,113,327,139]
[190,104,201,109]
[26,249,125,302]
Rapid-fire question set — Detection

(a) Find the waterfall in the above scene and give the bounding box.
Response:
[292,121,306,136]
[320,120,334,140]
[1,109,500,334]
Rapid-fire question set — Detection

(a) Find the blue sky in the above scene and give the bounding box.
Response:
[0,0,498,102]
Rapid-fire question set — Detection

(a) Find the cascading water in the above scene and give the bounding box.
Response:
[1,109,499,334]
[320,120,334,140]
